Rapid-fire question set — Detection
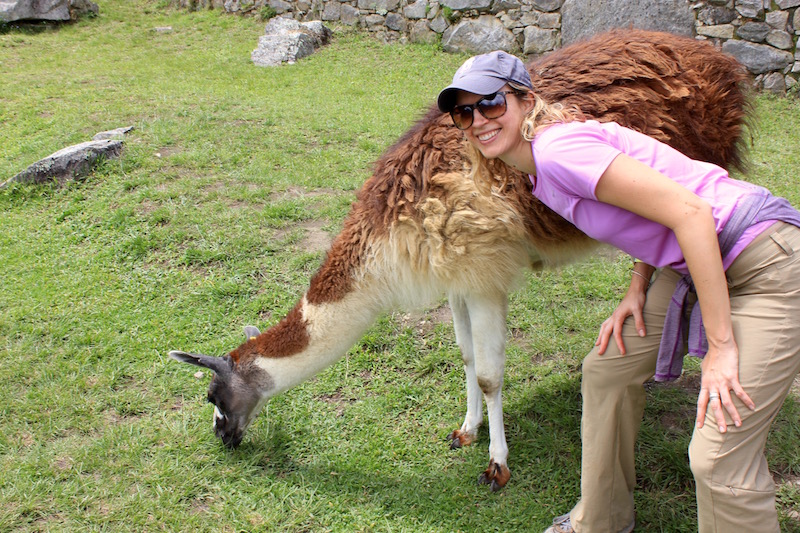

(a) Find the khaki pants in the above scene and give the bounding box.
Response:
[569,222,800,533]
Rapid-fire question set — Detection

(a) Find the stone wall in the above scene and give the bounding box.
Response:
[173,0,800,94]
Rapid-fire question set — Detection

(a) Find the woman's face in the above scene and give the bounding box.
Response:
[454,86,533,163]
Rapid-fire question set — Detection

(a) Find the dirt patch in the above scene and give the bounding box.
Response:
[300,220,333,253]
[270,186,341,201]
[274,220,332,253]
[395,303,452,336]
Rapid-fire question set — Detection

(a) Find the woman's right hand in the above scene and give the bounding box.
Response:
[596,277,649,355]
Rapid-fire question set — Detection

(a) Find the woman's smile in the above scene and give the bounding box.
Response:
[476,129,500,142]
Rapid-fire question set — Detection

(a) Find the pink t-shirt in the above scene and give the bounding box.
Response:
[531,120,770,274]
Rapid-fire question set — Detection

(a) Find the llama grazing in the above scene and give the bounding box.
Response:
[170,29,750,491]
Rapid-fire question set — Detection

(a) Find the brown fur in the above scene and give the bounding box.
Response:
[230,301,309,361]
[304,29,750,308]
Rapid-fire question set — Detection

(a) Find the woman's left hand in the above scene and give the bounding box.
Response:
[696,341,755,433]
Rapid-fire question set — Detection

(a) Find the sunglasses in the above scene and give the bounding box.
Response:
[449,91,519,130]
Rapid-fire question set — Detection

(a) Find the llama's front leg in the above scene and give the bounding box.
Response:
[464,291,511,491]
[447,294,483,449]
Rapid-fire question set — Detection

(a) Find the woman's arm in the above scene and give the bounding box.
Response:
[595,154,755,432]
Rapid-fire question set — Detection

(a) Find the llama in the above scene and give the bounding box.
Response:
[170,29,750,491]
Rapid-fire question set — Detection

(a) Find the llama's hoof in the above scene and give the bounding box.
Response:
[447,429,476,450]
[477,460,510,492]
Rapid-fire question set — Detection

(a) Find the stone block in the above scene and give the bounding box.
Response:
[410,19,439,43]
[429,13,449,32]
[492,0,521,13]
[531,0,563,12]
[697,5,737,25]
[736,21,769,42]
[440,0,491,11]
[561,0,694,46]
[322,1,340,19]
[765,10,789,30]
[775,0,800,8]
[403,0,427,19]
[722,39,794,74]
[386,12,406,30]
[523,26,559,54]
[2,140,123,188]
[735,0,762,18]
[340,4,360,24]
[538,12,560,29]
[441,14,516,53]
[699,23,735,39]
[761,71,786,93]
[365,13,385,27]
[766,29,794,49]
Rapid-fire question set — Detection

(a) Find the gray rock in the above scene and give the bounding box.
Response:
[252,32,316,66]
[775,0,800,8]
[340,4,360,25]
[442,15,516,54]
[386,12,406,30]
[365,13,385,28]
[322,1,340,20]
[765,10,789,30]
[735,0,762,18]
[358,0,400,12]
[429,14,448,33]
[523,26,559,55]
[699,24,735,39]
[761,72,786,94]
[794,8,800,34]
[736,21,770,42]
[0,0,97,22]
[403,0,427,20]
[697,5,736,25]
[1,139,123,188]
[531,0,563,11]
[410,19,438,43]
[440,0,491,11]
[491,0,521,13]
[722,39,794,74]
[251,17,332,67]
[561,0,694,46]
[766,30,793,50]
[538,12,560,29]
[92,126,134,141]
[268,0,293,14]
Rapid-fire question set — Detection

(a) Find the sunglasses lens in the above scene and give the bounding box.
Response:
[478,93,507,119]
[451,106,473,130]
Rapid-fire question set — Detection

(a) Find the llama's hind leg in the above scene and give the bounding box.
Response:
[448,294,483,449]
[450,291,511,491]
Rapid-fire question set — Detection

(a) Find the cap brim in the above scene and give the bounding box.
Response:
[436,76,508,113]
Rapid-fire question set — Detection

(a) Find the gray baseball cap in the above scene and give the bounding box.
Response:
[437,50,532,113]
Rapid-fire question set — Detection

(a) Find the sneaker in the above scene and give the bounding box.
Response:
[543,513,635,533]
[543,514,574,533]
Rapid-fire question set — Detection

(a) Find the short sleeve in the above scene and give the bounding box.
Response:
[532,121,623,200]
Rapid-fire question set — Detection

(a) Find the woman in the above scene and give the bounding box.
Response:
[437,51,800,533]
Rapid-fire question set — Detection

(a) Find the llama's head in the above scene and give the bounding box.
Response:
[169,326,271,448]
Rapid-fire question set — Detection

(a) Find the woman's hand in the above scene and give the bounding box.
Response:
[696,341,755,433]
[595,275,649,355]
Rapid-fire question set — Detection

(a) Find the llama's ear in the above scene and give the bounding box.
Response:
[243,325,261,340]
[169,351,232,377]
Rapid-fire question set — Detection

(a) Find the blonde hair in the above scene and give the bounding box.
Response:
[467,84,582,193]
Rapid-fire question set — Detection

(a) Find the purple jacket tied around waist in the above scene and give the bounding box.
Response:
[655,187,800,382]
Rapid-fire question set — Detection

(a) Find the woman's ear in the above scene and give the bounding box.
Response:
[522,91,536,113]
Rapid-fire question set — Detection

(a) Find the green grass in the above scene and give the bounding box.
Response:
[1,2,799,531]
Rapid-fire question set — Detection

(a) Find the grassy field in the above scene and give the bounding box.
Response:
[1,2,799,531]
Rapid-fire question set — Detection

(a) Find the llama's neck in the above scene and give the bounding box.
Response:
[254,289,383,396]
